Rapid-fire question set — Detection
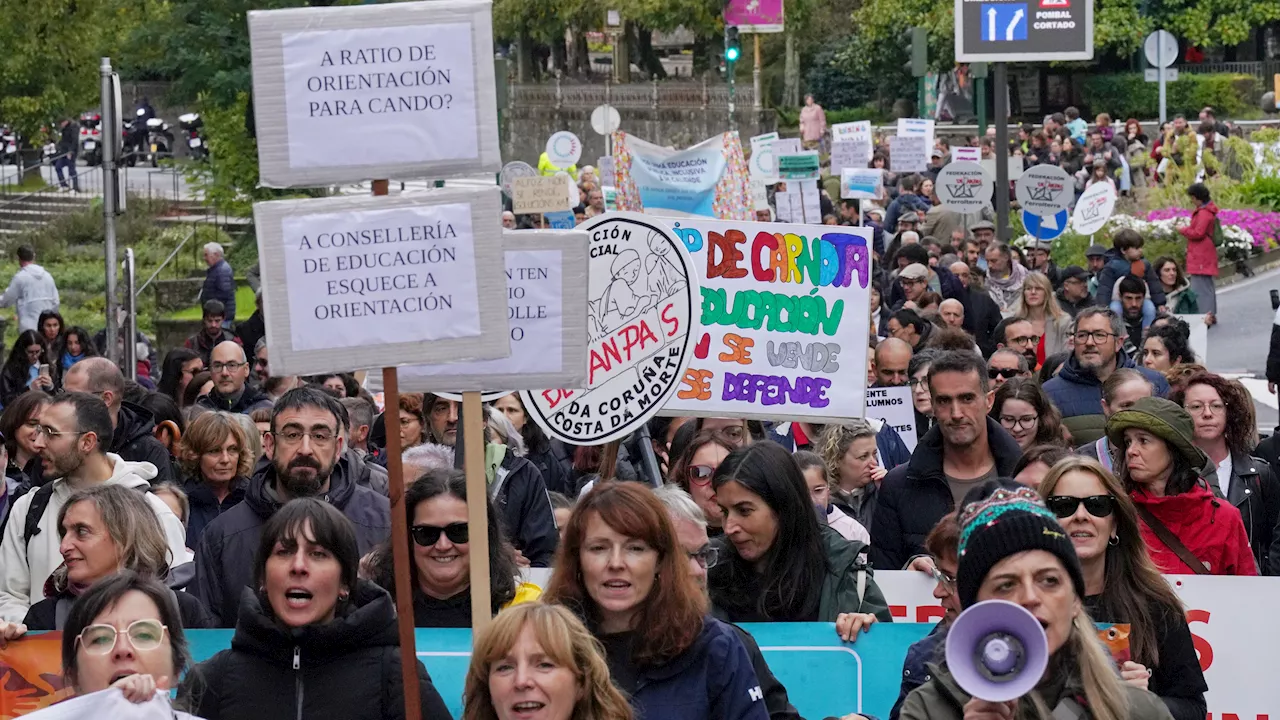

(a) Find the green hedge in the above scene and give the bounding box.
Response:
[1080,73,1258,121]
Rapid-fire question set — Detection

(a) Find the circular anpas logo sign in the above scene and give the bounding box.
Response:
[522,213,696,445]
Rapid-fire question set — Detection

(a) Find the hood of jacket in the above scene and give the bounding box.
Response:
[904,417,1023,483]
[1132,478,1224,536]
[229,579,399,665]
[112,402,158,452]
[1056,349,1140,388]
[22,265,53,284]
[243,454,356,521]
[102,453,159,489]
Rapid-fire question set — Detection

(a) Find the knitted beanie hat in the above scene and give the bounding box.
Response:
[956,485,1086,609]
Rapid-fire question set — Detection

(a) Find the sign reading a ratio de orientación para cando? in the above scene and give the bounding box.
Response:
[249,0,502,187]
[955,0,1094,62]
[254,188,509,376]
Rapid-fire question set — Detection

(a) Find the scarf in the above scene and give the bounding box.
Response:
[986,261,1029,311]
[62,351,84,370]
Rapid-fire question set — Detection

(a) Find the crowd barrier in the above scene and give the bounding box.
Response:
[0,572,1275,719]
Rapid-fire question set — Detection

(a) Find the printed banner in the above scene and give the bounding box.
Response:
[662,218,874,422]
[723,0,785,33]
[611,131,752,221]
[897,117,936,151]
[841,168,883,200]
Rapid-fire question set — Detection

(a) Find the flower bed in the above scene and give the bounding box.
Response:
[1145,207,1280,252]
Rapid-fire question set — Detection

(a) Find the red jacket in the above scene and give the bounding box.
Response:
[1132,482,1257,576]
[1178,202,1219,276]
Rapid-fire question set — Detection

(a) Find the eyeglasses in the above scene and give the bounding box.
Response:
[1045,495,1116,519]
[988,367,1021,380]
[909,376,928,388]
[688,545,719,570]
[1073,330,1117,344]
[929,564,955,588]
[272,429,337,446]
[687,464,717,486]
[34,425,86,439]
[411,523,469,546]
[209,361,247,373]
[1006,334,1040,347]
[75,619,168,655]
[1185,401,1226,415]
[999,414,1038,430]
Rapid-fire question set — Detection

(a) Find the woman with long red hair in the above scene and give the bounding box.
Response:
[543,482,767,720]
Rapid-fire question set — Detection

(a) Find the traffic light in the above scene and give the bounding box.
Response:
[725,26,741,64]
[903,26,927,77]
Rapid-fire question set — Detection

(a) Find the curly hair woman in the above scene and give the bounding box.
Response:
[989,377,1065,451]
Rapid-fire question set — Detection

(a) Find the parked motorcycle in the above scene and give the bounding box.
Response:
[178,113,207,160]
[79,111,102,166]
[145,117,173,167]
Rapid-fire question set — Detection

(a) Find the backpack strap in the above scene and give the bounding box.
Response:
[23,483,56,547]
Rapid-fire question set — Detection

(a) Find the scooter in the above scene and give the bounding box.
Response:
[178,113,207,160]
[79,111,102,166]
[145,117,173,167]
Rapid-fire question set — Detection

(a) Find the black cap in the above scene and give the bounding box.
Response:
[1085,244,1107,258]
[1060,265,1088,282]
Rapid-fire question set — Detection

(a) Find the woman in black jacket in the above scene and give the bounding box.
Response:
[0,389,48,493]
[179,498,452,719]
[1039,456,1207,720]
[0,330,52,405]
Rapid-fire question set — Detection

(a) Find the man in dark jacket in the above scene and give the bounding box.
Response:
[870,351,1023,570]
[60,358,175,486]
[1043,307,1169,444]
[195,342,273,415]
[338,397,389,496]
[888,245,965,310]
[200,242,236,325]
[234,290,265,357]
[184,300,240,367]
[951,263,1002,358]
[192,387,391,625]
[1055,265,1096,318]
[55,118,80,193]
[431,394,559,566]
[884,174,932,234]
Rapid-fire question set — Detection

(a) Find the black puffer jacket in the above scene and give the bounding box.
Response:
[179,581,451,720]
[493,453,559,567]
[195,384,273,415]
[111,402,176,486]
[191,460,391,626]
[870,418,1023,570]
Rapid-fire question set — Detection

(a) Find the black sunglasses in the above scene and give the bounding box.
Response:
[1045,495,1115,519]
[988,367,1020,379]
[410,523,469,547]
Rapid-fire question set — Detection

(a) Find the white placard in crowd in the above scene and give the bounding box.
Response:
[522,213,697,445]
[512,176,572,214]
[830,141,872,176]
[545,131,582,166]
[396,229,590,392]
[897,117,935,150]
[980,156,1025,183]
[597,155,617,186]
[863,386,917,451]
[889,135,928,173]
[750,134,779,183]
[772,137,801,155]
[1071,180,1117,235]
[841,168,884,200]
[951,146,981,163]
[1015,164,1074,216]
[499,161,537,197]
[832,120,872,144]
[254,188,508,375]
[799,180,822,222]
[775,191,801,223]
[934,161,993,214]
[248,0,500,187]
[751,179,771,211]
[1178,314,1209,364]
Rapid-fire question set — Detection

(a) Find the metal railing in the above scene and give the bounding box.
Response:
[511,74,755,110]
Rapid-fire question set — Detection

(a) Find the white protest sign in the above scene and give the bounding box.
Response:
[775,191,801,223]
[522,213,697,445]
[772,138,801,155]
[249,0,500,187]
[1015,164,1074,216]
[750,134,779,183]
[934,161,993,214]
[546,131,583,166]
[832,120,872,144]
[396,229,590,392]
[661,218,874,421]
[863,386,917,451]
[597,156,617,186]
[1071,181,1117,235]
[512,176,572,214]
[253,187,508,375]
[799,180,822,223]
[952,146,981,163]
[889,135,928,172]
[750,179,770,211]
[499,161,537,197]
[20,687,185,720]
[830,141,872,176]
[841,168,883,200]
[874,571,1280,720]
[897,117,935,150]
[981,156,1024,183]
[1177,314,1208,364]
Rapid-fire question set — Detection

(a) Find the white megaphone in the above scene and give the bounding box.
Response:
[945,600,1049,702]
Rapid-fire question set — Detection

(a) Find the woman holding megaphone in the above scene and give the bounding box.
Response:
[900,483,1173,720]
[1040,457,1207,720]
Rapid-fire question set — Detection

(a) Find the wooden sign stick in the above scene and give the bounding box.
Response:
[463,391,493,632]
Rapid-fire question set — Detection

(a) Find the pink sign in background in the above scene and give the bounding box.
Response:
[723,0,785,32]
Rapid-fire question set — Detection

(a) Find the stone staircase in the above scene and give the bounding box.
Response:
[0,192,93,239]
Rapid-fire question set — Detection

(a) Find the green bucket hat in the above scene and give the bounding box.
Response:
[1105,396,1208,469]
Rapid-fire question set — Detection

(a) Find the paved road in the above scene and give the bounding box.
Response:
[1,161,196,201]
[1207,265,1280,433]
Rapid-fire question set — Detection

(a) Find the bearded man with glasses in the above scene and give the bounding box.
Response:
[1044,307,1170,445]
[191,386,391,626]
